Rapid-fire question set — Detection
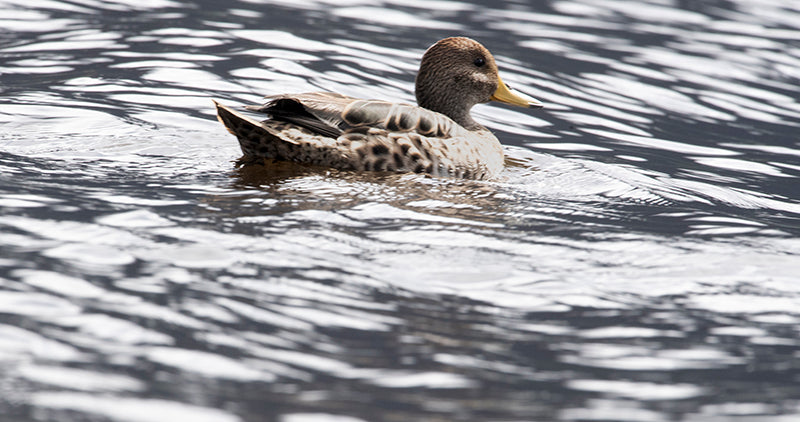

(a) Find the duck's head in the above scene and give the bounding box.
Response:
[415,37,543,130]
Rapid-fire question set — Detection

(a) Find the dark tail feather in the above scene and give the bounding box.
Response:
[214,100,290,159]
[215,100,260,139]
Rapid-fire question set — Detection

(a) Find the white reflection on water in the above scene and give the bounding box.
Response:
[18,364,145,392]
[31,393,242,422]
[567,379,705,400]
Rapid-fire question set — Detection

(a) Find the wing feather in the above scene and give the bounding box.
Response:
[244,92,462,139]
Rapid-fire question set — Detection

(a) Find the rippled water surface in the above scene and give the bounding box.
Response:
[2,0,800,421]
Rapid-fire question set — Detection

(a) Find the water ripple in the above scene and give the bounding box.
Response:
[1,0,800,421]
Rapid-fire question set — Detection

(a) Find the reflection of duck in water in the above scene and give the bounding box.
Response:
[215,37,543,180]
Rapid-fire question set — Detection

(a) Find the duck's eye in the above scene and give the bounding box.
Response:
[473,57,486,67]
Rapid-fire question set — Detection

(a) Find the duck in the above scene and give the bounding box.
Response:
[214,37,543,180]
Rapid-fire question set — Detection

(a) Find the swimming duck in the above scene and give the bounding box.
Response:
[214,37,543,180]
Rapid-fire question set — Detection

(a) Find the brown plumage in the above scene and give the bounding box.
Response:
[215,37,543,180]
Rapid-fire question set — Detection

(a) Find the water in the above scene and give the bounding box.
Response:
[1,0,800,421]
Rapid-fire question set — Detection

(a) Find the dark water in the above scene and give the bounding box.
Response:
[2,0,800,421]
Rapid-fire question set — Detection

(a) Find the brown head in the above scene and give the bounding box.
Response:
[414,37,542,130]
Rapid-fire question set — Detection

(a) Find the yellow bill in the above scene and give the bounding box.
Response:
[491,76,544,108]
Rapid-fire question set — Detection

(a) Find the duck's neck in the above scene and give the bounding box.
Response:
[418,98,483,131]
[446,108,484,131]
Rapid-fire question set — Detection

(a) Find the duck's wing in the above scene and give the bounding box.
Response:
[246,92,461,139]
[246,92,352,138]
